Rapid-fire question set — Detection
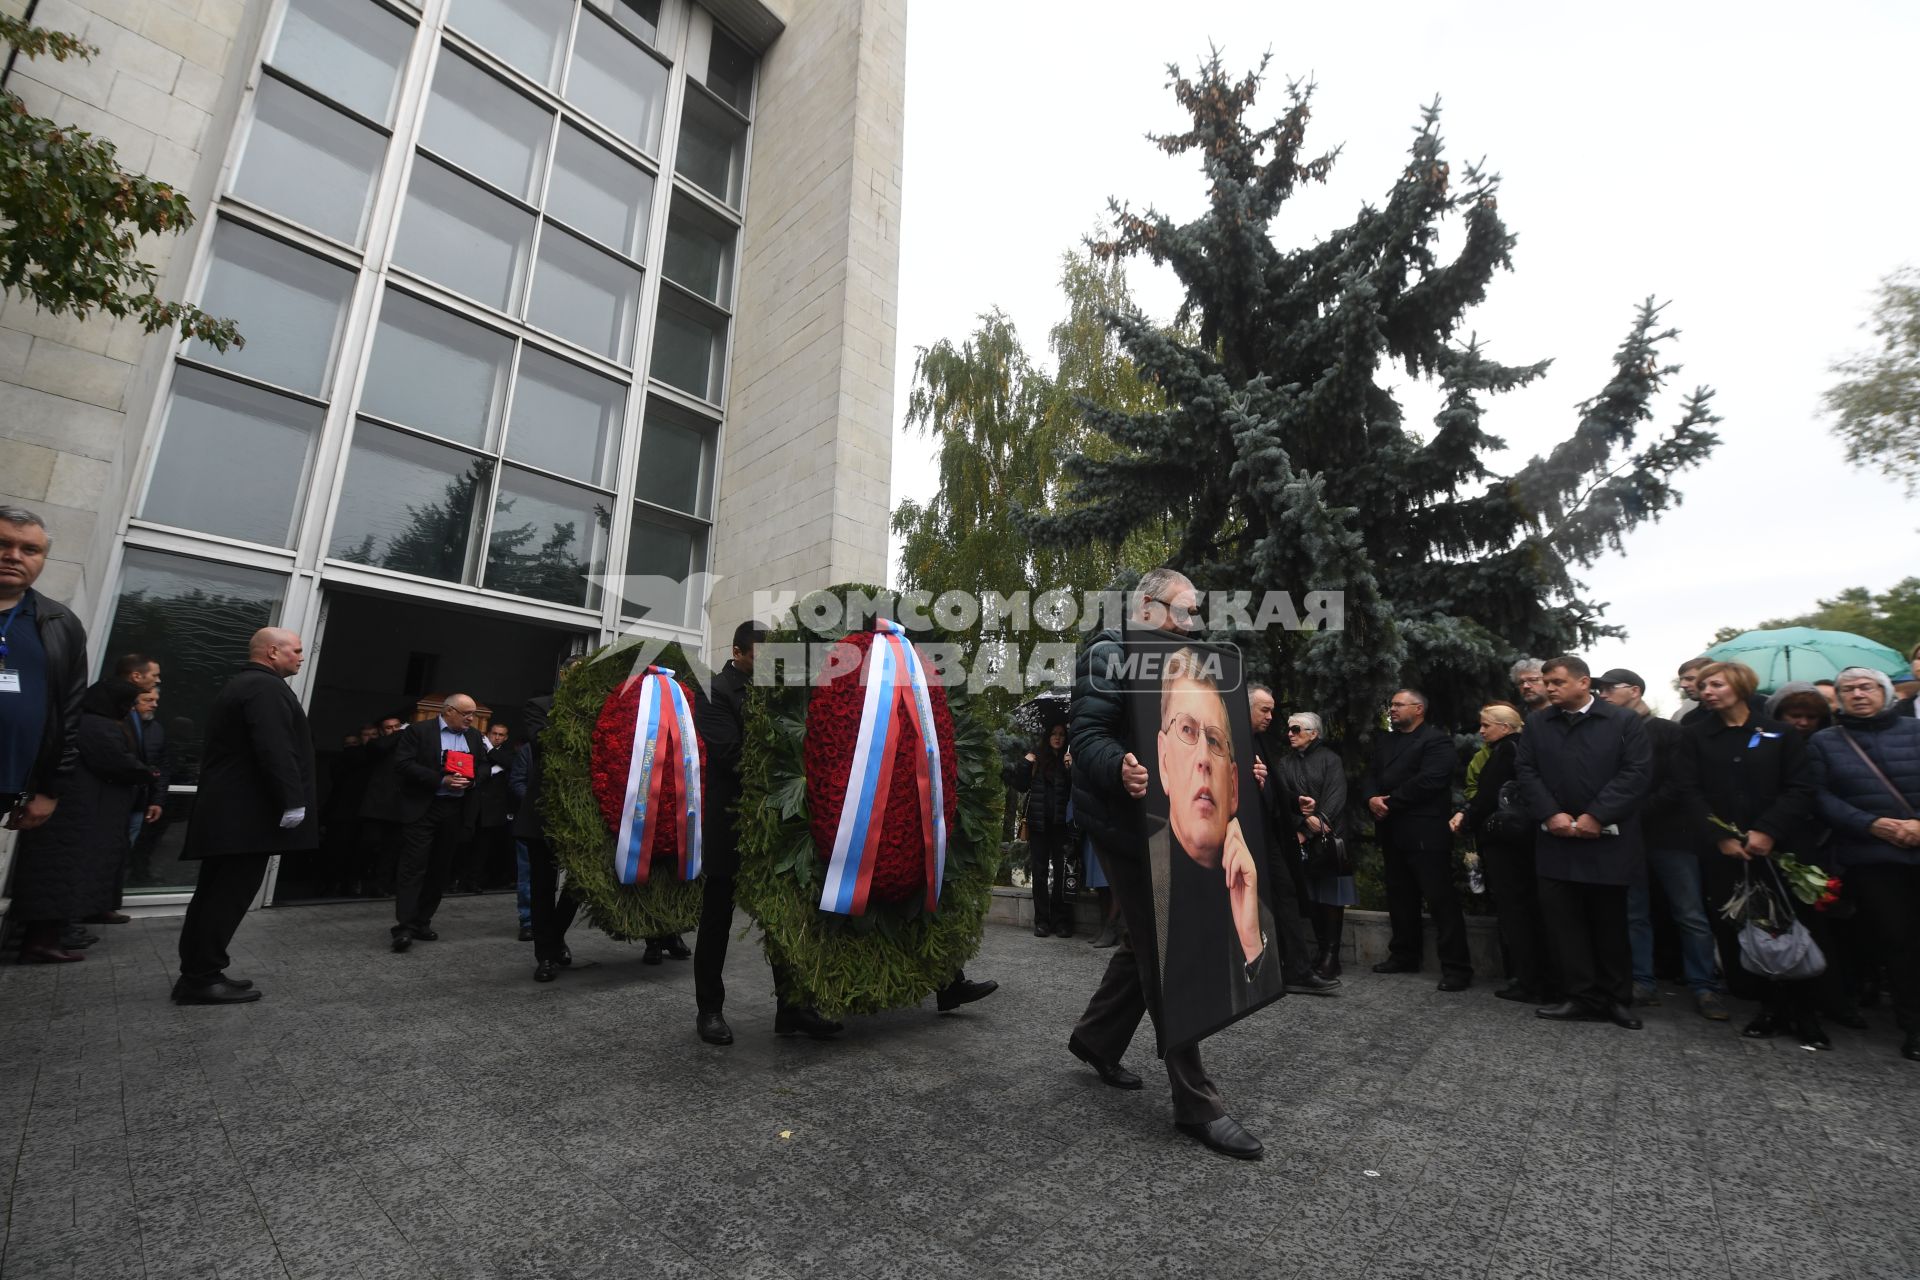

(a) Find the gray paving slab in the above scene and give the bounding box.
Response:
[2,897,1917,1279]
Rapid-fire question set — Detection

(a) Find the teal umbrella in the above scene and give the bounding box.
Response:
[1703,627,1910,693]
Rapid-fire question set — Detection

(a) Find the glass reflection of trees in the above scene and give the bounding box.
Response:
[335,456,493,582]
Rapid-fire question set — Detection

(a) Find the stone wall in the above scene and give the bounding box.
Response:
[0,0,260,617]
[706,0,905,651]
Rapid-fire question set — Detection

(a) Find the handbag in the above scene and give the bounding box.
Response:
[1478,779,1532,844]
[1301,829,1350,879]
[1734,860,1827,981]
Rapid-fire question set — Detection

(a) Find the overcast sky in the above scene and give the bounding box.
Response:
[884,1,1919,709]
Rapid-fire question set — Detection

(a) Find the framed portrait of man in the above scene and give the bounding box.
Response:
[1122,623,1284,1053]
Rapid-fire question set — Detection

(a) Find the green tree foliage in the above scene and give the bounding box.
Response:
[1824,268,1920,496]
[0,14,238,348]
[892,251,1174,696]
[1025,57,1720,747]
[1711,578,1920,655]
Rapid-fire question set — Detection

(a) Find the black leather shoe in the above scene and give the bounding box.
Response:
[215,973,255,990]
[1742,1013,1779,1039]
[1176,1115,1263,1161]
[1902,1032,1920,1062]
[1796,1019,1831,1051]
[1068,1035,1143,1090]
[1494,984,1541,1002]
[555,948,572,967]
[410,927,439,942]
[1372,959,1418,974]
[172,979,262,1005]
[1535,1001,1597,1021]
[642,943,665,965]
[697,1011,734,1045]
[665,935,692,960]
[518,926,534,942]
[533,961,557,983]
[1605,1003,1643,1030]
[936,977,998,1012]
[774,1006,843,1039]
[1033,921,1052,938]
[1436,977,1472,993]
[390,929,413,953]
[1284,972,1341,996]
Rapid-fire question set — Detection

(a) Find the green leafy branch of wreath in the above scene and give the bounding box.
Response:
[734,584,1005,1017]
[543,638,705,941]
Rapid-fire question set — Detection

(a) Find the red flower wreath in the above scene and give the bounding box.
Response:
[590,672,706,874]
[804,629,961,905]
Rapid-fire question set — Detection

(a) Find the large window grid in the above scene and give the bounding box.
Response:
[126,0,757,639]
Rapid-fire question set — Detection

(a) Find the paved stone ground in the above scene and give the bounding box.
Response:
[2,899,1917,1280]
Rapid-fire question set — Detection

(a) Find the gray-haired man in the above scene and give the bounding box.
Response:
[0,507,88,841]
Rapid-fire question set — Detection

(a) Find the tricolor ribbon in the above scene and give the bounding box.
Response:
[614,666,702,885]
[819,619,948,916]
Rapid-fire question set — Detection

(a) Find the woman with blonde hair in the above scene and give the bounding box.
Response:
[1453,703,1551,1002]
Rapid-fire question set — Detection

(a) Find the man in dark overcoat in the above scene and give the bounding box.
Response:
[1361,689,1473,990]
[1515,654,1653,1028]
[514,662,579,983]
[174,627,316,1004]
[384,694,489,951]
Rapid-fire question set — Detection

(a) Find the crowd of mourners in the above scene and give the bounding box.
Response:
[1011,646,1920,1060]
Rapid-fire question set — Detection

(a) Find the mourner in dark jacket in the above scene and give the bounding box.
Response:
[1249,685,1336,993]
[0,507,89,834]
[1514,656,1652,1028]
[1453,705,1553,1001]
[174,629,317,1002]
[1591,669,1724,1018]
[354,716,405,893]
[1067,570,1264,1162]
[10,679,148,962]
[1361,690,1471,988]
[1677,660,1828,1047]
[514,681,578,981]
[691,623,840,1044]
[383,696,489,950]
[1806,666,1920,1061]
[1009,721,1076,937]
[1275,711,1352,978]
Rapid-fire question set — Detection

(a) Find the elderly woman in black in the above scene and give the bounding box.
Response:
[1681,661,1826,1047]
[1276,711,1351,977]
[10,679,151,963]
[1009,722,1075,937]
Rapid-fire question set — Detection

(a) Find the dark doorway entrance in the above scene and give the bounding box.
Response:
[272,588,591,904]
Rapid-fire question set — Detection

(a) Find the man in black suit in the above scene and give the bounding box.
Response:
[459,720,514,893]
[1362,689,1472,990]
[1248,683,1338,996]
[173,628,316,1004]
[693,622,841,1044]
[1515,655,1653,1029]
[514,662,579,982]
[384,694,488,951]
[356,714,406,895]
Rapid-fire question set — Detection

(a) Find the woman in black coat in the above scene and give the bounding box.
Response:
[1009,722,1075,937]
[10,679,150,962]
[1680,661,1827,1047]
[1275,712,1351,977]
[1453,704,1552,1002]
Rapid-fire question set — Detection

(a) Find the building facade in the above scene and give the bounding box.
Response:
[0,0,904,906]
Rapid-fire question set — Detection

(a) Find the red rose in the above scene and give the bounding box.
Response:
[1825,878,1841,891]
[590,671,707,874]
[804,629,961,905]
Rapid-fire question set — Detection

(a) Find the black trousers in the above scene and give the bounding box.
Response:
[523,836,577,963]
[1700,853,1764,1001]
[1481,837,1553,995]
[1264,838,1317,981]
[1825,863,1919,1028]
[694,870,794,1015]
[1072,841,1225,1126]
[359,818,401,894]
[1029,825,1071,932]
[1381,840,1473,981]
[177,854,270,984]
[395,797,466,931]
[1538,875,1631,1011]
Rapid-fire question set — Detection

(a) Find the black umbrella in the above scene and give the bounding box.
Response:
[1011,689,1070,737]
